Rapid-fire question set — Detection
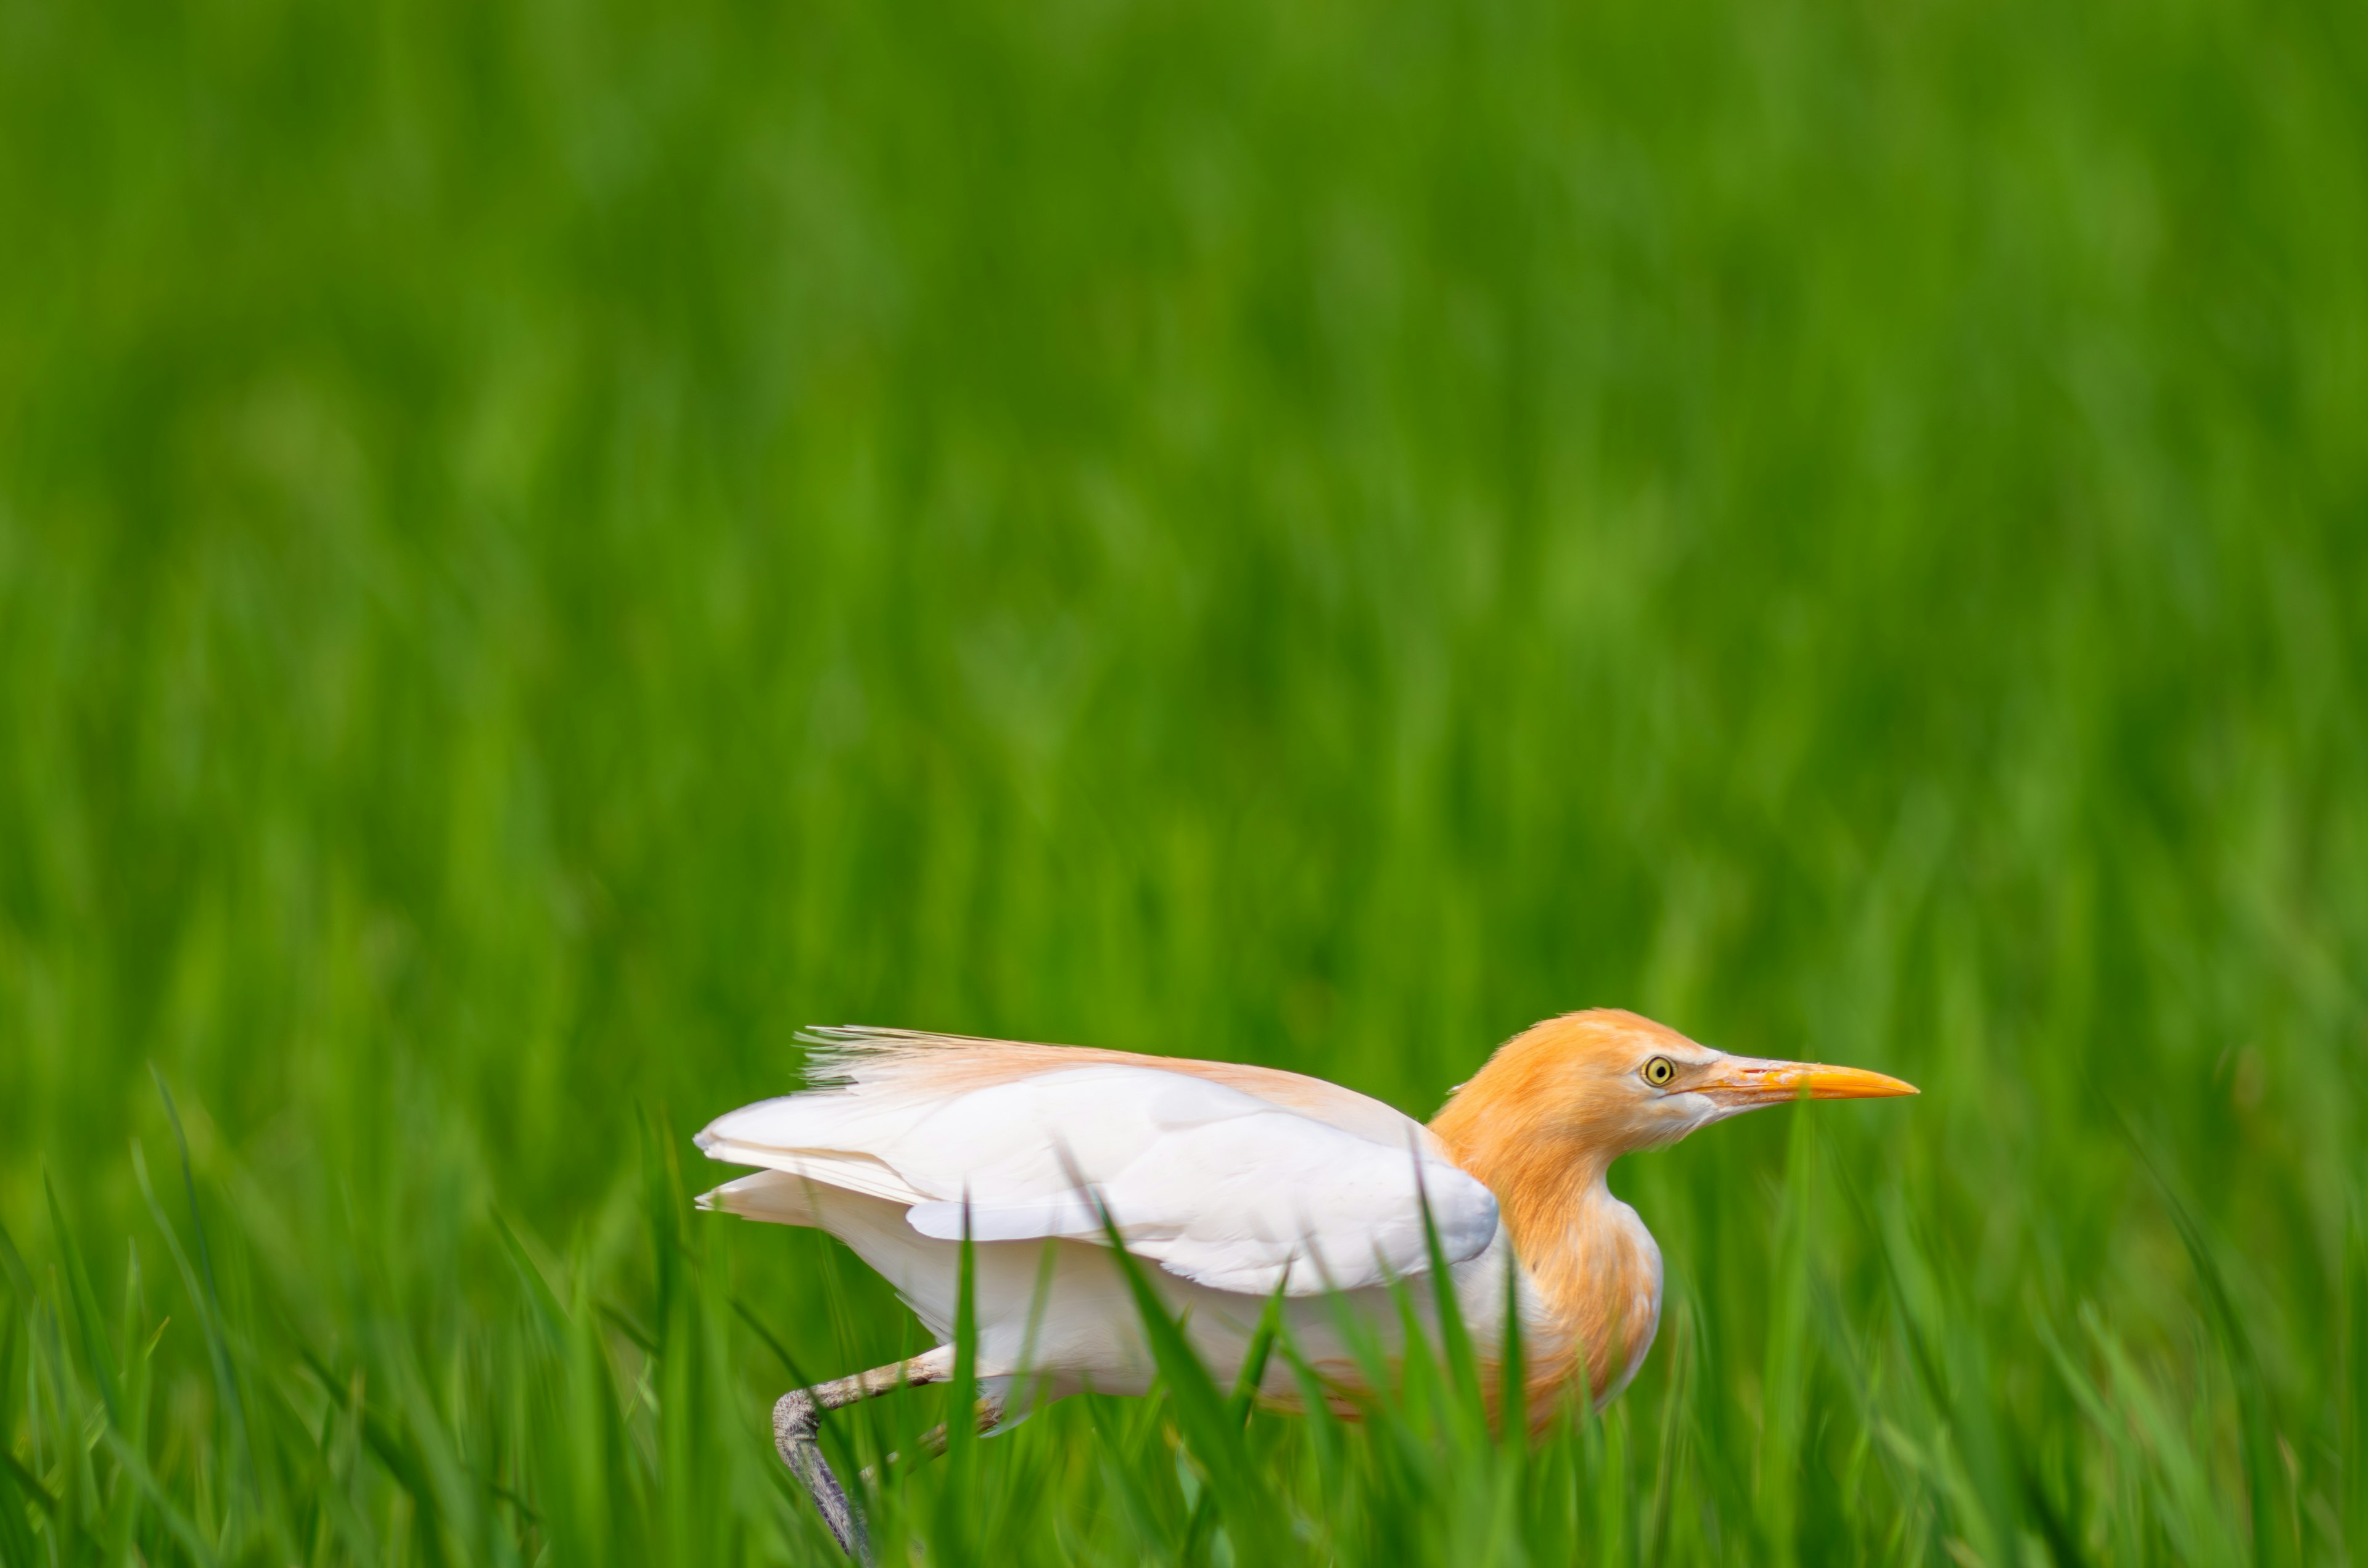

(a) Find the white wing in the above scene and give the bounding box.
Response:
[697,1062,1497,1297]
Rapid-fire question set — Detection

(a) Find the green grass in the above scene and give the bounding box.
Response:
[3,0,2367,1559]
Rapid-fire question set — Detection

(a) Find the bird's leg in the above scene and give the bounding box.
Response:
[860,1383,1008,1482]
[773,1351,950,1560]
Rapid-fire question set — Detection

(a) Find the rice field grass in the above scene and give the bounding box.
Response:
[3,0,2366,1560]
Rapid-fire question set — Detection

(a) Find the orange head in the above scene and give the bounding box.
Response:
[1431,1009,1917,1185]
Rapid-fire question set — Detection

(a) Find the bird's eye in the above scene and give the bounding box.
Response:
[1642,1056,1676,1087]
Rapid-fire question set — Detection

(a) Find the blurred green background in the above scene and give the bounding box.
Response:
[3,0,2366,1561]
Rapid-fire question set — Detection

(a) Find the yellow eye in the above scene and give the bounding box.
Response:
[1643,1057,1676,1087]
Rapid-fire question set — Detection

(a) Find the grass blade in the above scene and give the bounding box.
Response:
[41,1168,120,1427]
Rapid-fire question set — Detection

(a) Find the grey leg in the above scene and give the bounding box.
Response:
[773,1352,950,1559]
[860,1382,1009,1482]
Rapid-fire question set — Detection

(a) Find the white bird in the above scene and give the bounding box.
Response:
[697,1009,1916,1553]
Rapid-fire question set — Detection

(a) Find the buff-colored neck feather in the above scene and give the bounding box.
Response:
[1429,1022,1662,1414]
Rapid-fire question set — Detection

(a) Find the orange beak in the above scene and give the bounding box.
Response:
[1695,1055,1920,1107]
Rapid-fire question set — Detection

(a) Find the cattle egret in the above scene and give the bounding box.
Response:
[697,1008,1916,1554]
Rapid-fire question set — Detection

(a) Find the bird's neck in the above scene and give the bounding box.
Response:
[1429,1106,1662,1409]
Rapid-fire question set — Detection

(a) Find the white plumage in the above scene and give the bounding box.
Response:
[702,1011,1918,1558]
[696,1027,1519,1405]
